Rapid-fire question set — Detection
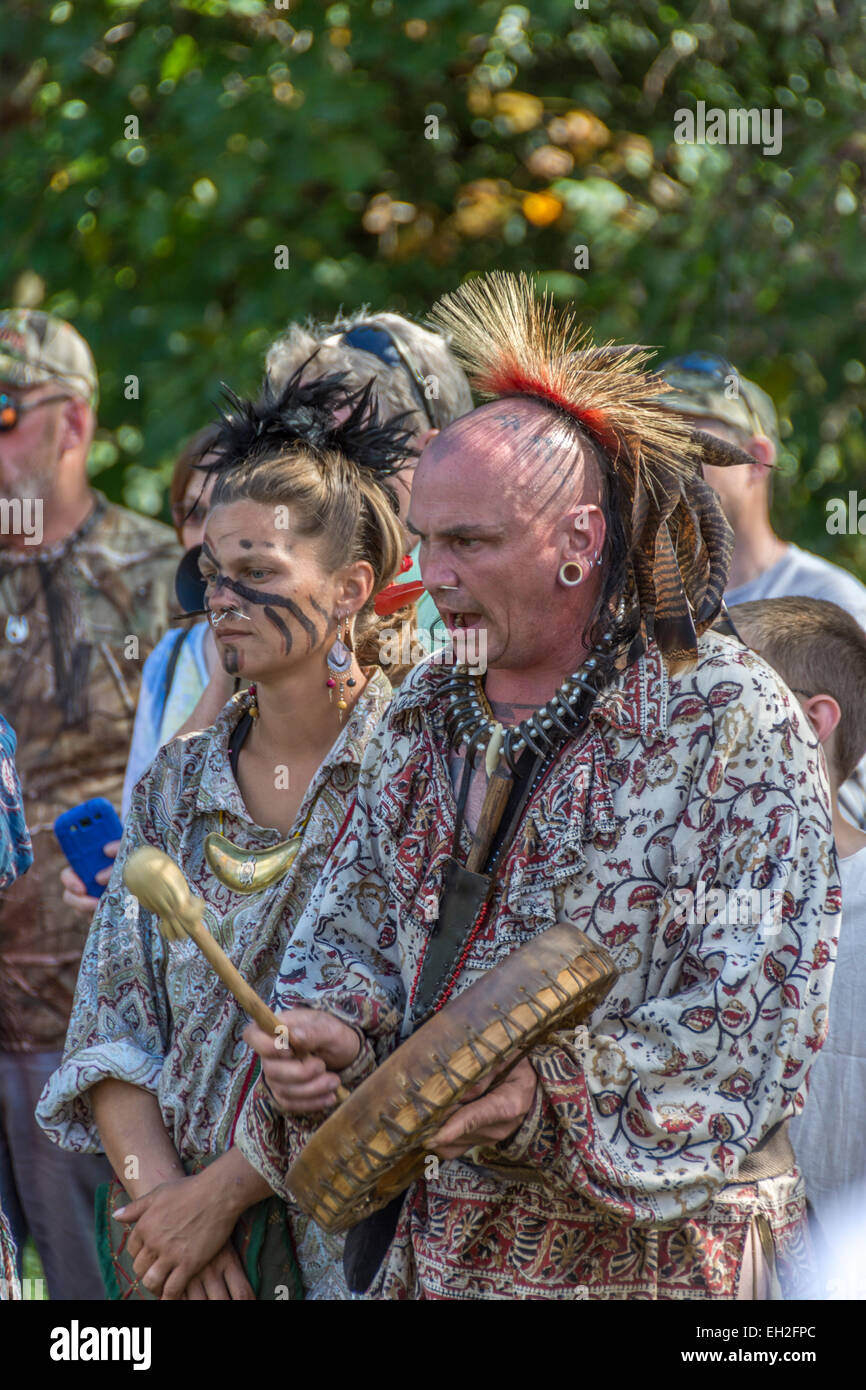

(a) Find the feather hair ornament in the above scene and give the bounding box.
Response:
[200,354,418,487]
[429,271,756,670]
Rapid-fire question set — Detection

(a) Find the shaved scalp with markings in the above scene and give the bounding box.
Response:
[409,396,627,685]
[424,397,605,519]
[428,271,748,668]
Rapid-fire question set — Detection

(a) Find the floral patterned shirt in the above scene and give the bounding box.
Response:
[237,631,840,1299]
[35,668,392,1299]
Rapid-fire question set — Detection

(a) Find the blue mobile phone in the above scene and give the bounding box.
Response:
[54,797,123,899]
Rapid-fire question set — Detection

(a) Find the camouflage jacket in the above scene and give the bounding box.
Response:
[0,492,180,1050]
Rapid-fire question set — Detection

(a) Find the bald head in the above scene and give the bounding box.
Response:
[409,397,610,683]
[420,398,604,518]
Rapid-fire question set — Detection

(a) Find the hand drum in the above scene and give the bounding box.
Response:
[286,924,617,1233]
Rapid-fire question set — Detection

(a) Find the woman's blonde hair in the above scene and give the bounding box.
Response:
[204,366,416,672]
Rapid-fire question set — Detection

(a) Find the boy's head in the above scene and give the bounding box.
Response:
[730,596,866,786]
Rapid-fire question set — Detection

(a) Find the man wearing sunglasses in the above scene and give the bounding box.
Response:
[658,352,866,829]
[0,309,180,1299]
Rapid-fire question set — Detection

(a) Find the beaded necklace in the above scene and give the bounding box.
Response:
[417,600,630,1016]
[440,596,628,777]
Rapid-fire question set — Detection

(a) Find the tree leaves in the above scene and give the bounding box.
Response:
[1,0,864,546]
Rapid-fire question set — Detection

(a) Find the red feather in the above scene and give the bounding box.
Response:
[373,580,426,616]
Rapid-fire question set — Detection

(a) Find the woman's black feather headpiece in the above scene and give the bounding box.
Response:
[198,354,418,481]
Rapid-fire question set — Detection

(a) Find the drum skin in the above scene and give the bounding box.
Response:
[286,924,617,1233]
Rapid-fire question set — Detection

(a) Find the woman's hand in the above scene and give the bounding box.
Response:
[116,1169,240,1300]
[180,1243,255,1301]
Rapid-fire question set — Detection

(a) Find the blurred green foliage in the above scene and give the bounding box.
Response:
[2,0,865,568]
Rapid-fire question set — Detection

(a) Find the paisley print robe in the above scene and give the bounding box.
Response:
[238,633,839,1299]
[36,669,391,1299]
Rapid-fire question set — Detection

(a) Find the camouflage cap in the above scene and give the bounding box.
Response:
[656,352,778,444]
[0,309,98,408]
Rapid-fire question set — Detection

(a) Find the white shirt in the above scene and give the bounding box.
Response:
[791,845,866,1231]
[727,542,866,627]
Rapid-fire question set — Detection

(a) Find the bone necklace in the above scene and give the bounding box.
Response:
[441,596,627,774]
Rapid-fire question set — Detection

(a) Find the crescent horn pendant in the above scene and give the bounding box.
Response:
[204,831,301,894]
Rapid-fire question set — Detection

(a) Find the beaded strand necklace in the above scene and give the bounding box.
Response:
[440,595,629,777]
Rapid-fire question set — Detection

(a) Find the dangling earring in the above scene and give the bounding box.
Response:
[326,615,353,721]
[247,683,259,719]
[559,561,585,587]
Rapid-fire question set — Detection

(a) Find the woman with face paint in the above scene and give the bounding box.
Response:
[37,368,415,1301]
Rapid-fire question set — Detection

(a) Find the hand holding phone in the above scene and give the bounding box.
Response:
[60,842,120,916]
[54,798,124,901]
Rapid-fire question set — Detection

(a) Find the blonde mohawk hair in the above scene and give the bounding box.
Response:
[429,271,755,670]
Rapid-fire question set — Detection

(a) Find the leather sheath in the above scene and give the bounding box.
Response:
[737,1119,794,1183]
[409,856,490,1027]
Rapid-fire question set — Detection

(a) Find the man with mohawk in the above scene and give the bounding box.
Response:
[243,273,839,1300]
[37,368,416,1300]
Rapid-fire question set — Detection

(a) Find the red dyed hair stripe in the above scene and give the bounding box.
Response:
[478,366,620,454]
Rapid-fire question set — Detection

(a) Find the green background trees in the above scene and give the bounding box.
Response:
[3,0,865,568]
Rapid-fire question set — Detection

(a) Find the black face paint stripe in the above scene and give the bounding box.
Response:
[263,606,293,654]
[203,561,320,651]
[309,596,330,624]
[225,577,319,648]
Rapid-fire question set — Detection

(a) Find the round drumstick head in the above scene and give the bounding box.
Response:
[123,846,202,942]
